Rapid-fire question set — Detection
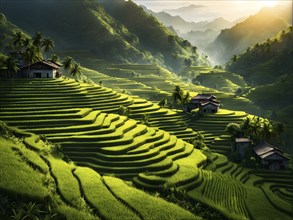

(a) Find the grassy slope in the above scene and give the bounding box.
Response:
[0,125,198,219]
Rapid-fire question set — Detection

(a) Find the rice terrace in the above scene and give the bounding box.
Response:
[0,0,292,220]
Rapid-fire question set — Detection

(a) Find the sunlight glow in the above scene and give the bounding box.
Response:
[255,0,279,7]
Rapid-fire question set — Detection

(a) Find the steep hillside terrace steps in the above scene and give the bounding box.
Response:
[41,114,124,137]
[42,119,195,178]
[76,156,174,178]
[47,120,143,143]
[73,167,140,220]
[260,183,293,216]
[0,78,207,155]
[187,170,249,219]
[272,187,293,204]
[0,96,133,112]
[1,110,102,128]
[133,151,202,191]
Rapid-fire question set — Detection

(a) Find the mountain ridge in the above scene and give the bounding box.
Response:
[206,5,291,64]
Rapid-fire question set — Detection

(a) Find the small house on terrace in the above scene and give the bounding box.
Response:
[232,138,252,158]
[253,142,289,170]
[199,101,220,113]
[17,60,62,78]
[187,93,220,113]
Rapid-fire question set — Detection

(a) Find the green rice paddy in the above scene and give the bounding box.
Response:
[0,77,292,219]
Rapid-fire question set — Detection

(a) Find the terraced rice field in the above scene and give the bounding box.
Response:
[187,109,248,154]
[0,79,203,179]
[0,128,197,219]
[83,65,268,118]
[1,78,292,219]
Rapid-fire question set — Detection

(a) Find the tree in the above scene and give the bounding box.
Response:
[22,37,32,48]
[50,54,59,63]
[192,46,197,54]
[70,63,82,80]
[182,91,191,105]
[32,32,43,49]
[12,31,24,49]
[225,123,241,138]
[232,55,238,62]
[22,45,42,64]
[32,32,43,59]
[62,56,74,73]
[172,85,184,106]
[41,37,55,57]
[158,98,167,108]
[0,57,19,77]
[118,106,130,117]
[240,117,252,137]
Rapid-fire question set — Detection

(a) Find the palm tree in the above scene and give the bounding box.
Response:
[32,32,43,49]
[261,121,272,141]
[12,31,24,48]
[62,56,73,72]
[41,37,55,58]
[0,57,19,77]
[226,123,241,138]
[22,45,42,64]
[70,63,82,80]
[158,98,167,108]
[50,54,59,63]
[32,32,43,59]
[250,117,262,140]
[22,37,32,48]
[172,85,184,106]
[182,91,191,105]
[272,122,285,145]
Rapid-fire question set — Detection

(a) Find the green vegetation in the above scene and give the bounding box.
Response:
[226,27,293,151]
[0,77,292,219]
[0,122,202,219]
[227,27,293,85]
[0,1,292,218]
[0,0,209,73]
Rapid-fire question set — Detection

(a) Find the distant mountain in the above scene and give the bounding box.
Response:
[182,29,219,50]
[142,6,233,34]
[0,0,208,72]
[141,6,207,34]
[141,6,233,50]
[206,5,291,64]
[164,4,205,16]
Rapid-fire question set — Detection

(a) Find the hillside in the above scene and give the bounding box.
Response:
[0,123,198,219]
[0,0,207,72]
[206,5,291,64]
[142,6,233,34]
[226,27,293,85]
[0,13,28,53]
[226,26,293,152]
[141,6,233,50]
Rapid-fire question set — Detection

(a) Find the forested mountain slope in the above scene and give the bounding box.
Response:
[226,27,292,85]
[0,0,207,72]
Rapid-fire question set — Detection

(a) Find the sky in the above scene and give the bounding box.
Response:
[132,0,292,22]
